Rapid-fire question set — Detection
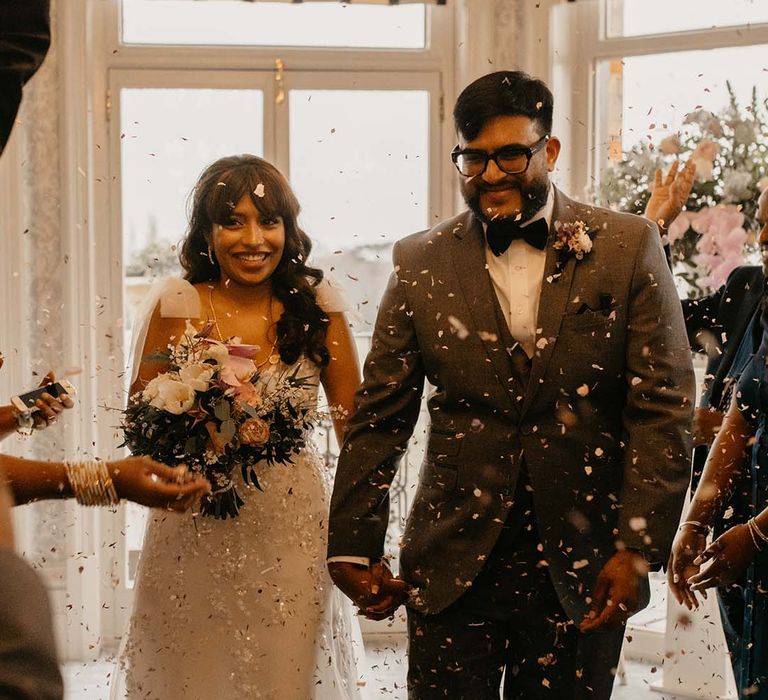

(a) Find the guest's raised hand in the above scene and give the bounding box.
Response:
[688,524,758,592]
[579,550,648,632]
[108,456,211,512]
[644,159,696,232]
[667,523,708,609]
[29,371,75,430]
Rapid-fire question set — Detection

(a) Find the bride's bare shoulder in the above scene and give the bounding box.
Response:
[152,278,204,319]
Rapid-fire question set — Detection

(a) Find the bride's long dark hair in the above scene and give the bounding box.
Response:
[180,154,330,367]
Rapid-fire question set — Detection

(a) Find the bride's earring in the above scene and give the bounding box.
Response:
[207,243,215,264]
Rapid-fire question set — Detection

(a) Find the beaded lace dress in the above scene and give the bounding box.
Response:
[110,278,369,700]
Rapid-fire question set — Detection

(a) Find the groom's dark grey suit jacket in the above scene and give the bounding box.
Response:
[328,189,695,621]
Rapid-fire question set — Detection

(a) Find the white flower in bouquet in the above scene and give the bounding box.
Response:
[147,376,196,415]
[722,169,754,203]
[141,374,166,402]
[179,362,215,392]
[200,342,230,366]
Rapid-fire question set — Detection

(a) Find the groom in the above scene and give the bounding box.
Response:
[328,71,694,699]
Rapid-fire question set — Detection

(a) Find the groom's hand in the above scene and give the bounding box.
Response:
[579,550,649,633]
[328,560,409,621]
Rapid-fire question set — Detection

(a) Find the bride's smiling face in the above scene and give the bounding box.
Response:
[211,195,286,287]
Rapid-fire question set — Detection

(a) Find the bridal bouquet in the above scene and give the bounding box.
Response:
[598,83,768,297]
[122,322,316,519]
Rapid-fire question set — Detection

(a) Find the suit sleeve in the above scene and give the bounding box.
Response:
[681,285,725,354]
[327,242,426,560]
[618,221,695,563]
[0,0,51,154]
[0,551,63,700]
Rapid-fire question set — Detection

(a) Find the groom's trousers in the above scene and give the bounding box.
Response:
[405,498,625,700]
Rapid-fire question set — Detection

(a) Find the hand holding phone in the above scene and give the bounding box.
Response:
[11,378,76,431]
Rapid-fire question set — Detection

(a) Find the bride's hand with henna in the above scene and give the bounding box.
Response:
[108,457,211,512]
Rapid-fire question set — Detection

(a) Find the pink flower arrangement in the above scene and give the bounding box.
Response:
[669,205,748,290]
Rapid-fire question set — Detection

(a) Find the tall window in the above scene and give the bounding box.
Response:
[551,0,768,197]
[90,0,453,642]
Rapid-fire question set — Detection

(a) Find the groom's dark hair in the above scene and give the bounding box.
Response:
[453,71,554,141]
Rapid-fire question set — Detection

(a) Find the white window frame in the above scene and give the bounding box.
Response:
[58,0,456,652]
[548,0,768,200]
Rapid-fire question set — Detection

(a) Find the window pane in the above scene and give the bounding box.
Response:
[288,87,431,572]
[122,0,426,49]
[119,87,263,585]
[607,0,768,36]
[600,45,768,154]
[288,88,430,332]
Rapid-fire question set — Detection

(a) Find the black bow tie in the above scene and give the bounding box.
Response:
[485,218,549,256]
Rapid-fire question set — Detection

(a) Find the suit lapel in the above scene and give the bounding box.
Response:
[521,189,585,416]
[451,213,520,415]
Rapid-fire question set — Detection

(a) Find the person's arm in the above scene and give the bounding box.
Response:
[319,311,360,444]
[666,400,753,606]
[0,473,13,550]
[618,220,696,561]
[644,159,696,234]
[582,220,696,632]
[0,472,63,700]
[644,159,696,272]
[0,372,75,441]
[129,302,176,397]
[0,548,64,700]
[327,244,424,615]
[1,453,210,511]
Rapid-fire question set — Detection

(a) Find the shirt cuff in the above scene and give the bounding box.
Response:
[327,555,371,567]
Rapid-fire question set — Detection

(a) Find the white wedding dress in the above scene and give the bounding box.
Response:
[110,278,370,700]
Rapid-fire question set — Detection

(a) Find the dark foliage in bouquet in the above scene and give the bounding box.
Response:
[598,83,768,297]
[122,323,317,519]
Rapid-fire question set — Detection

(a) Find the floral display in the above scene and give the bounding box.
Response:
[598,84,768,296]
[122,321,317,519]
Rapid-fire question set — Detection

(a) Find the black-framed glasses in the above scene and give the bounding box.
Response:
[451,134,550,177]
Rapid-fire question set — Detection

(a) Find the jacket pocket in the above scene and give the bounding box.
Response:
[427,430,463,459]
[420,460,459,491]
[561,310,615,332]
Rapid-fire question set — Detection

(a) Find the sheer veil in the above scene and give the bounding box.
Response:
[127,277,201,386]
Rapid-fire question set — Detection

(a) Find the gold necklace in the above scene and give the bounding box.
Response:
[208,286,280,368]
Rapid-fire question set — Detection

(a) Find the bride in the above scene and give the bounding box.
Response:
[112,154,369,699]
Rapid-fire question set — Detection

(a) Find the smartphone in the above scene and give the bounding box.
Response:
[11,379,77,414]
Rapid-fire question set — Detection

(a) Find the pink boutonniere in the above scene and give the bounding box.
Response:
[552,219,597,275]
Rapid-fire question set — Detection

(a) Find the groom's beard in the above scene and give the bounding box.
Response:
[462,174,550,224]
